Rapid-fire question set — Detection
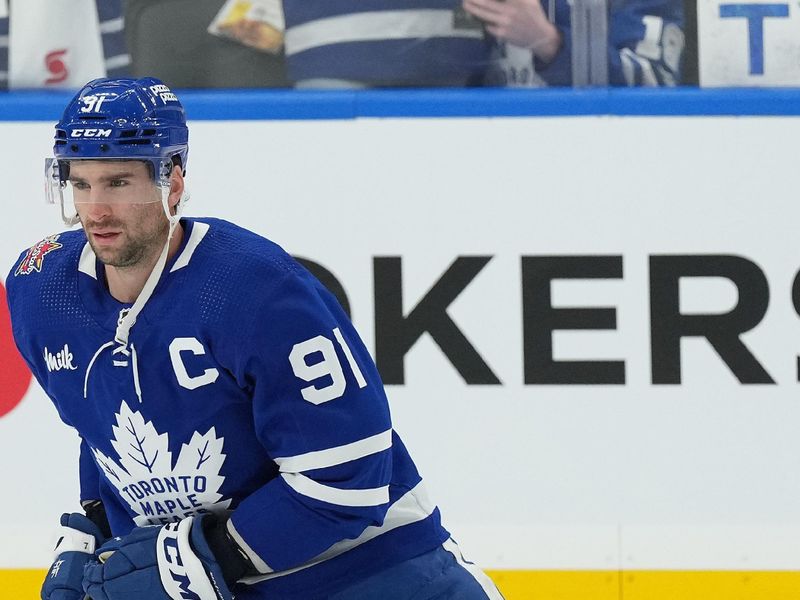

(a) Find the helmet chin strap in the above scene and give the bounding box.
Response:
[82,186,189,404]
[113,186,188,347]
[61,199,81,227]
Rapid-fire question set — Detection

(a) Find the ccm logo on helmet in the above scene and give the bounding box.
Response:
[70,129,112,138]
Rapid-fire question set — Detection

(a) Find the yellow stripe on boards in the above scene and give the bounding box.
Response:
[622,571,800,600]
[485,571,800,600]
[487,570,620,599]
[4,569,800,599]
[0,569,46,599]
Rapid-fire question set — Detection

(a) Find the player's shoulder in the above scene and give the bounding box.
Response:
[188,217,303,280]
[6,229,86,289]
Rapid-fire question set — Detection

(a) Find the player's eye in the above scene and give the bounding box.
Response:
[71,181,89,191]
[109,179,128,188]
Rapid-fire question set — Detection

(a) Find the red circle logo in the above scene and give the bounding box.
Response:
[0,283,32,417]
[45,49,69,85]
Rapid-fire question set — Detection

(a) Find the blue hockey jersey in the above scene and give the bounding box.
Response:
[6,218,449,599]
[282,0,492,85]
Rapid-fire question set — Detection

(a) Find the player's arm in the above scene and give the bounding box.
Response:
[535,0,684,86]
[6,257,113,599]
[220,267,395,574]
[79,438,113,538]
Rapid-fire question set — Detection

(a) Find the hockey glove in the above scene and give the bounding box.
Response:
[41,512,106,600]
[83,515,236,600]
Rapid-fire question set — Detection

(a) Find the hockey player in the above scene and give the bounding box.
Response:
[6,77,504,600]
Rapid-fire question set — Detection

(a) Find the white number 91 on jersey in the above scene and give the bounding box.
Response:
[289,327,368,404]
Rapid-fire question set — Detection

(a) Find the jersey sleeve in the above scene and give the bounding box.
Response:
[7,244,99,510]
[6,254,76,431]
[537,0,684,86]
[222,265,394,573]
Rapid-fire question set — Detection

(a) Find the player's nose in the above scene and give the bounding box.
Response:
[83,198,113,220]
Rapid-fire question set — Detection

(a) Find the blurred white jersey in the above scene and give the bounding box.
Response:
[8,0,128,89]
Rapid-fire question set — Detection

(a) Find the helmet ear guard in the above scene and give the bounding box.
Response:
[44,159,80,226]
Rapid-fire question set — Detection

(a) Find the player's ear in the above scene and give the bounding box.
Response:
[168,164,184,211]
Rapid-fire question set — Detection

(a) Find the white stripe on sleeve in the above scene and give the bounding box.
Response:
[274,429,392,473]
[281,472,389,506]
[241,481,438,584]
[227,519,274,574]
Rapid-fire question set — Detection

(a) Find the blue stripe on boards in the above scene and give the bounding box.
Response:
[4,88,800,121]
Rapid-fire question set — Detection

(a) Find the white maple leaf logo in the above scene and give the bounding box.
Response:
[93,401,231,526]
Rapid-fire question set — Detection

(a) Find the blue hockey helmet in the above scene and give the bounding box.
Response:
[46,77,190,224]
[52,76,188,171]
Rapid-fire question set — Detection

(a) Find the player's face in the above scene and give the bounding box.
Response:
[70,161,169,268]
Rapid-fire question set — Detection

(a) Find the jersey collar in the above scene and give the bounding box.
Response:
[76,218,209,332]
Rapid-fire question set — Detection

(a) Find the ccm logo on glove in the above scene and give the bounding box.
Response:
[157,518,222,599]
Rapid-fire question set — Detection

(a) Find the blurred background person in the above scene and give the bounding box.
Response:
[281,0,493,88]
[125,0,289,88]
[1,0,682,91]
[1,0,128,90]
[462,0,684,86]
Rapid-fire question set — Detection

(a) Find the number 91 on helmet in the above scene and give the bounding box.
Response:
[44,76,189,226]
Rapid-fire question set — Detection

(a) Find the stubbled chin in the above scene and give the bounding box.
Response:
[89,238,124,264]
